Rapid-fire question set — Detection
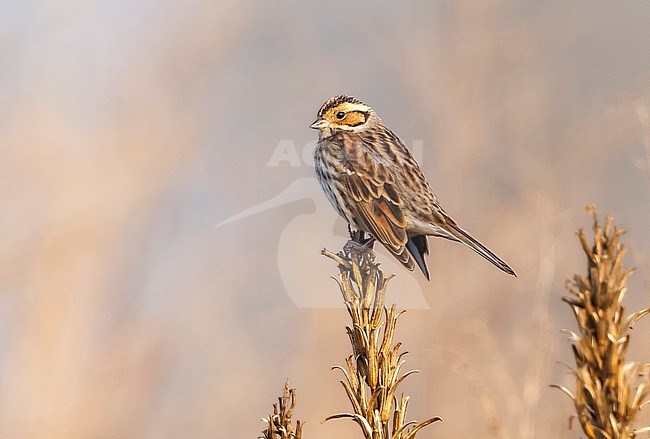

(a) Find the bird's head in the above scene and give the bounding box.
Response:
[309,95,378,138]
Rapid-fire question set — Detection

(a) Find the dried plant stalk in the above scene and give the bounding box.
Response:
[322,240,441,439]
[555,206,650,438]
[260,381,303,439]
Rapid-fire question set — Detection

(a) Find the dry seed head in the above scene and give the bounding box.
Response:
[259,382,303,439]
[322,241,441,438]
[554,207,650,438]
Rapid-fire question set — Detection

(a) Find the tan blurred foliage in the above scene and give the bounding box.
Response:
[1,1,649,438]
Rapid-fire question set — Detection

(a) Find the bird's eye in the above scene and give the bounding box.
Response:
[336,111,346,119]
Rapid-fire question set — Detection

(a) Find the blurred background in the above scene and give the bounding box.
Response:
[2,1,650,437]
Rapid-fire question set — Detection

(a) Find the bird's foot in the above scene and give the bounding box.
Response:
[348,227,374,246]
[360,235,376,249]
[344,231,376,261]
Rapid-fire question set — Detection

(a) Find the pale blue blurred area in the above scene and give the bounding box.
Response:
[1,1,650,437]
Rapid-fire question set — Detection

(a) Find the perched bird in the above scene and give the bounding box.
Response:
[310,95,515,279]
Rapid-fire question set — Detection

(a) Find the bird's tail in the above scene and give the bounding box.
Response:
[405,235,430,280]
[446,223,516,277]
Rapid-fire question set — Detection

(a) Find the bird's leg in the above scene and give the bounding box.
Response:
[348,224,366,244]
[347,225,376,249]
[347,223,355,240]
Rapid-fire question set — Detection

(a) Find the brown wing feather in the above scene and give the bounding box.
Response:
[339,135,422,272]
[343,169,415,272]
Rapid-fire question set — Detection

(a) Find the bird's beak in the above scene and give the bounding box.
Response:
[309,118,329,130]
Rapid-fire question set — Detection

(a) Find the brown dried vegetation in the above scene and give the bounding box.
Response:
[321,241,441,439]
[555,207,650,438]
[259,382,303,439]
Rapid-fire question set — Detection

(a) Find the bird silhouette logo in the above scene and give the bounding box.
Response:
[218,176,430,309]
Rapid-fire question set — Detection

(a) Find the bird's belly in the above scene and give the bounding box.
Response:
[314,154,357,226]
[320,179,345,216]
